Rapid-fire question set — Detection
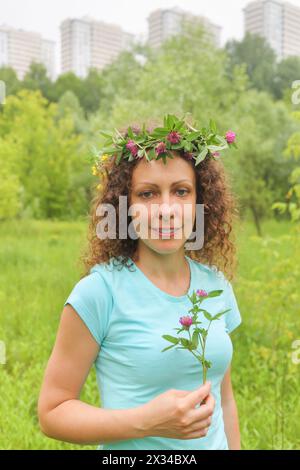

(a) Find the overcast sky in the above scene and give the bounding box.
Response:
[1,0,300,73]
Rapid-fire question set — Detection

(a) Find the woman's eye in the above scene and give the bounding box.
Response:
[138,189,190,198]
[139,191,153,199]
[176,189,190,196]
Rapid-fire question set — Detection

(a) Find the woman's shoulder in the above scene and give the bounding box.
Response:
[188,256,228,286]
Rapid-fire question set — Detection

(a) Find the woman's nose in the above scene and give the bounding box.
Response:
[159,202,176,221]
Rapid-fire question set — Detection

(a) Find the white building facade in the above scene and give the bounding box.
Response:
[60,17,135,78]
[244,0,300,59]
[0,25,55,79]
[147,7,222,49]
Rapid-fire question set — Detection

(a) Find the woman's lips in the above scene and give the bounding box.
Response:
[151,226,182,235]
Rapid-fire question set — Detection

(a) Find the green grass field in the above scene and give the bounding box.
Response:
[0,218,299,449]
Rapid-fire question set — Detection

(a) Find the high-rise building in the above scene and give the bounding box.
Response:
[0,25,55,79]
[147,7,222,49]
[244,0,300,60]
[60,17,135,78]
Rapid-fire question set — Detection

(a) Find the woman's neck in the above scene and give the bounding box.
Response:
[132,245,189,285]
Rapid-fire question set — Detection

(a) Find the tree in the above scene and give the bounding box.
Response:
[229,90,295,235]
[57,90,87,134]
[90,22,248,132]
[0,137,22,220]
[272,111,300,222]
[0,67,20,97]
[0,89,88,219]
[98,49,144,115]
[22,62,53,100]
[272,56,300,100]
[81,68,104,115]
[225,32,277,95]
[51,72,84,106]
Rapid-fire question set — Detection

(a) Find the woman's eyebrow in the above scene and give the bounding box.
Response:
[135,179,192,187]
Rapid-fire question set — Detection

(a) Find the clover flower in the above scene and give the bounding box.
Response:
[155,142,167,155]
[179,315,193,329]
[212,152,220,158]
[126,140,139,157]
[196,289,208,297]
[225,131,236,144]
[167,131,181,144]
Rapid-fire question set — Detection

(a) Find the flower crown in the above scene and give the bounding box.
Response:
[91,113,237,190]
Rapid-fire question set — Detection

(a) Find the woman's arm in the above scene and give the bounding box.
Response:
[38,304,147,445]
[221,365,241,450]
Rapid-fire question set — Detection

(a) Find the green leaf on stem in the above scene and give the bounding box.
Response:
[209,119,217,133]
[195,147,208,165]
[162,335,180,344]
[192,330,199,348]
[212,308,231,320]
[203,311,213,321]
[161,344,177,352]
[207,289,223,298]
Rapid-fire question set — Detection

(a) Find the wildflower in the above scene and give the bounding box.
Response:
[196,289,208,297]
[179,315,193,329]
[167,131,181,144]
[212,152,220,158]
[126,140,138,157]
[101,154,110,162]
[225,131,236,144]
[92,165,98,176]
[156,142,167,155]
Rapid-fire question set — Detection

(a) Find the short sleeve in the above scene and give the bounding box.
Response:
[223,279,242,334]
[63,271,113,346]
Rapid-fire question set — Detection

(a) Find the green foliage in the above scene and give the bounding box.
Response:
[0,25,298,231]
[57,90,87,134]
[228,90,296,235]
[272,57,300,100]
[226,32,277,95]
[272,111,300,222]
[235,220,300,449]
[0,66,21,96]
[0,90,88,220]
[226,33,300,102]
[0,138,22,220]
[95,23,247,130]
[0,220,97,449]
[22,63,53,101]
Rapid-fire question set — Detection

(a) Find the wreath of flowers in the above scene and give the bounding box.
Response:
[91,113,237,191]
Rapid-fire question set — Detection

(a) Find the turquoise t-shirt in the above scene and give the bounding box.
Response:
[64,255,242,450]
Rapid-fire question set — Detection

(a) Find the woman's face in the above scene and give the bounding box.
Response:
[129,153,197,255]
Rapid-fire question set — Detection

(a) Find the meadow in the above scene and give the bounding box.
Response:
[0,218,299,449]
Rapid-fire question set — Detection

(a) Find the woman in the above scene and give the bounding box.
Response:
[38,115,242,450]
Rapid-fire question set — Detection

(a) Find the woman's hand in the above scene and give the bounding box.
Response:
[141,381,215,440]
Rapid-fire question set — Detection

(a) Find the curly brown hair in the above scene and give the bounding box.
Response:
[79,124,240,282]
